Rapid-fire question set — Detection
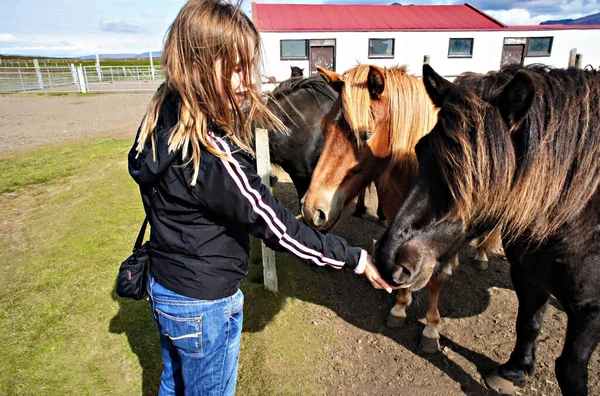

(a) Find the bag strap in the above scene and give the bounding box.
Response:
[132,185,158,253]
[133,218,149,252]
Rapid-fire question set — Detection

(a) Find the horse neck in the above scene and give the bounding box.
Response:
[377,162,419,221]
[268,87,331,150]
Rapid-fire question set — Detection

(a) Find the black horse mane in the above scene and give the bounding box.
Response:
[269,75,337,103]
[435,64,600,243]
[455,64,541,99]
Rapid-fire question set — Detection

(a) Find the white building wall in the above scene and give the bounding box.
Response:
[260,29,600,81]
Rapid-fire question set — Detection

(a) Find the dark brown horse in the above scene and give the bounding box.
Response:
[290,66,304,79]
[264,76,335,200]
[375,63,600,395]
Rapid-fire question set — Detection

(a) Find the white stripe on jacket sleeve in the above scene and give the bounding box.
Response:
[207,134,345,269]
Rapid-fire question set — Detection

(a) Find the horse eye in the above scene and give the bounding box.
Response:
[360,132,372,142]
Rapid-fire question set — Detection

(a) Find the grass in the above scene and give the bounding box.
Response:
[0,137,335,395]
[97,60,160,67]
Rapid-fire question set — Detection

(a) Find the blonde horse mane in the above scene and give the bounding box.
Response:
[340,64,438,166]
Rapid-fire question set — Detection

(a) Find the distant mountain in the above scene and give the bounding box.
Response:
[79,51,162,59]
[137,51,162,58]
[571,12,600,25]
[80,53,136,59]
[541,11,600,25]
[540,18,574,25]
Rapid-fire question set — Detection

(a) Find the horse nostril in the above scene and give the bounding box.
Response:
[392,265,413,285]
[313,209,328,227]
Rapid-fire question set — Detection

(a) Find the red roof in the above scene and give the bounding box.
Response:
[252,3,506,32]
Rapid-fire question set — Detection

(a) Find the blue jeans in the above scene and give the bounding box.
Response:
[147,274,244,396]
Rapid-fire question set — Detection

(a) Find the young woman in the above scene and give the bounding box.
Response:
[128,1,394,394]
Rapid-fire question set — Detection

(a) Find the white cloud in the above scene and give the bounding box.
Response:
[0,34,163,57]
[485,9,540,25]
[100,20,143,33]
[0,34,17,43]
[485,7,598,25]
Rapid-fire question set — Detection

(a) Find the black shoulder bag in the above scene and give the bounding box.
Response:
[116,187,157,300]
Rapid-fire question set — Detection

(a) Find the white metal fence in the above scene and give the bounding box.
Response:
[1,62,464,94]
[0,64,163,93]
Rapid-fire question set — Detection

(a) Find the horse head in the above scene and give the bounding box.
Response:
[374,63,535,291]
[302,64,437,230]
[290,66,304,78]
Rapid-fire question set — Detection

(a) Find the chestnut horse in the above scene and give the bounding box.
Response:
[375,64,600,395]
[303,64,437,227]
[302,64,450,352]
[302,64,501,352]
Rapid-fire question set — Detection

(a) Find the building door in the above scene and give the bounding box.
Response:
[310,45,335,75]
[501,44,525,67]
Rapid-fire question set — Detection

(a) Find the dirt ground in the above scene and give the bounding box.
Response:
[1,93,598,395]
[0,92,153,154]
[274,174,599,396]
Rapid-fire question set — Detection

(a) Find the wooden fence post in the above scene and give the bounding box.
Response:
[569,48,577,67]
[255,128,278,292]
[575,53,583,69]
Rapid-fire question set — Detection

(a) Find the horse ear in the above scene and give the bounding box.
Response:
[497,70,535,130]
[317,66,344,93]
[422,63,453,107]
[367,65,385,100]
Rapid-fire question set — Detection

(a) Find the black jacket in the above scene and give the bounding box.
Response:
[128,92,362,300]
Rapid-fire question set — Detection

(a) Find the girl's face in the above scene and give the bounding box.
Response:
[215,45,256,108]
[230,62,251,105]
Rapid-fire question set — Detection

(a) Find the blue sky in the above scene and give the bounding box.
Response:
[2,1,599,57]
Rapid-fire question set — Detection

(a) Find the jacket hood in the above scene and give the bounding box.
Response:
[128,91,181,186]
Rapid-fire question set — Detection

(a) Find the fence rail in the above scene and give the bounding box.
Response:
[1,63,463,94]
[0,65,163,93]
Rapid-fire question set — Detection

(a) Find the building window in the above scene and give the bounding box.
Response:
[526,37,553,57]
[281,40,308,60]
[448,38,474,58]
[369,38,394,58]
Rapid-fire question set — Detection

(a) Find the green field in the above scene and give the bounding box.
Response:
[0,56,159,68]
[0,137,334,395]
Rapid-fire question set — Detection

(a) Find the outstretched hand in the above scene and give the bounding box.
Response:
[363,254,395,293]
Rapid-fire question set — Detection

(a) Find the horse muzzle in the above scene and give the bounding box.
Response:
[300,189,343,230]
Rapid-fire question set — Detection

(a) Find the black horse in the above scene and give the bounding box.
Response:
[265,76,336,200]
[374,63,600,395]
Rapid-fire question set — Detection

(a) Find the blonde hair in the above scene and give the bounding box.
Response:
[136,0,285,185]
